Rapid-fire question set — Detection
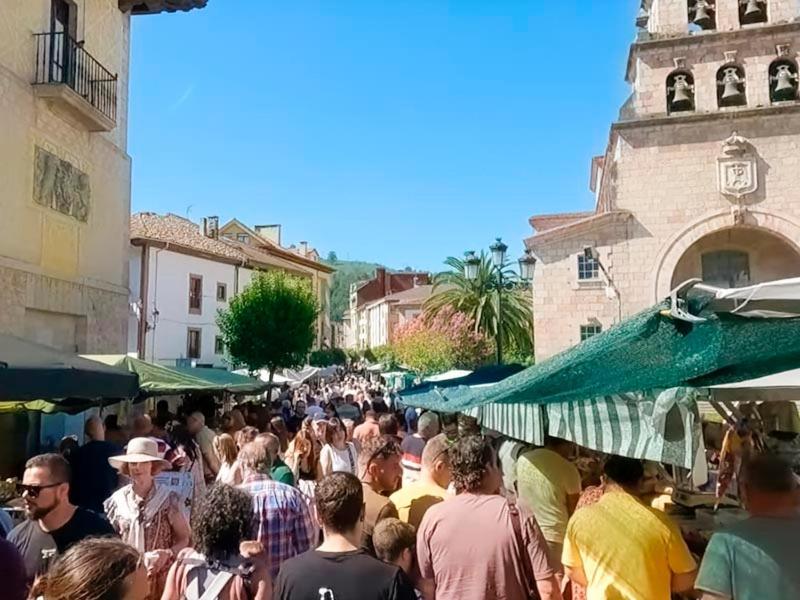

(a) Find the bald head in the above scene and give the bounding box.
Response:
[418,412,440,440]
[84,416,105,441]
[421,433,452,489]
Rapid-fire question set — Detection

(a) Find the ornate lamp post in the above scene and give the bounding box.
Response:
[464,239,536,364]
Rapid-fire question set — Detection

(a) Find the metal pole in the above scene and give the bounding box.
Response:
[496,267,503,365]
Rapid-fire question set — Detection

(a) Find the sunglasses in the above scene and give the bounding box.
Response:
[16,482,65,499]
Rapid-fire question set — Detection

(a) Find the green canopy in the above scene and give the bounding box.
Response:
[84,355,222,397]
[169,366,267,394]
[0,335,138,401]
[402,303,800,412]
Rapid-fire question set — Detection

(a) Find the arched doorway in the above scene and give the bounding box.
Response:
[670,227,800,289]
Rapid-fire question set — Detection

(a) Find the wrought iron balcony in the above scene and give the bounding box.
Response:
[33,32,118,132]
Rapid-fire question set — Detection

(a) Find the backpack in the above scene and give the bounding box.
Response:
[181,553,254,600]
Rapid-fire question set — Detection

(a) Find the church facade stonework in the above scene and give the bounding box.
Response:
[527,0,800,361]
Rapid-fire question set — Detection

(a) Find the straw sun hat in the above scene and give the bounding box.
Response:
[108,437,171,473]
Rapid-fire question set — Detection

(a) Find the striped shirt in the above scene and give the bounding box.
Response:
[238,474,316,578]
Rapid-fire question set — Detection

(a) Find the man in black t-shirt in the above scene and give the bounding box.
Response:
[68,417,121,512]
[274,472,416,600]
[8,453,116,581]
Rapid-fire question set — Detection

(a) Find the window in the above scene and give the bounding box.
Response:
[237,234,250,243]
[577,254,600,280]
[189,275,203,314]
[214,336,225,355]
[769,59,798,103]
[580,324,603,342]
[702,250,750,288]
[216,282,227,302]
[187,328,201,359]
[740,0,767,26]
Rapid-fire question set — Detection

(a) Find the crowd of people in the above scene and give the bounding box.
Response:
[1,370,798,599]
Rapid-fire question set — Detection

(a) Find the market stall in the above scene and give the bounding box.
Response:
[400,277,800,563]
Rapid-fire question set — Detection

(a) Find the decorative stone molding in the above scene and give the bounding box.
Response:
[673,57,688,69]
[651,210,800,301]
[717,132,757,200]
[776,44,791,57]
[723,50,738,63]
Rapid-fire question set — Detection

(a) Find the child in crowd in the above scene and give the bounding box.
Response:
[372,518,422,599]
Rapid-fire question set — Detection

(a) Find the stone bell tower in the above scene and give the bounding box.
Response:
[526,0,800,360]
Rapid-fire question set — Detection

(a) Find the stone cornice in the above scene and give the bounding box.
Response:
[525,210,632,248]
[612,101,800,131]
[626,21,800,82]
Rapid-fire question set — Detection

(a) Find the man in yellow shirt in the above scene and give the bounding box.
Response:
[563,455,697,600]
[517,436,582,565]
[390,434,451,529]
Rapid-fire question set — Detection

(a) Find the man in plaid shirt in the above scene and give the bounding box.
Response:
[237,440,317,578]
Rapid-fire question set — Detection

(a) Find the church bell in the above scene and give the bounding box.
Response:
[693,1,714,29]
[670,76,694,111]
[773,65,798,101]
[742,0,763,23]
[720,68,744,103]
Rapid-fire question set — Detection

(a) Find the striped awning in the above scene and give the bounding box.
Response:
[468,388,703,469]
[466,401,546,446]
[545,388,703,469]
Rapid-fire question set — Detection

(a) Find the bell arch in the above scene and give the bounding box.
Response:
[717,64,747,108]
[651,209,800,301]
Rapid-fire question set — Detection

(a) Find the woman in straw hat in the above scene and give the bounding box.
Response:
[104,437,190,600]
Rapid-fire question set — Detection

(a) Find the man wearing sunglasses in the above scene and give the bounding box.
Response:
[8,453,116,582]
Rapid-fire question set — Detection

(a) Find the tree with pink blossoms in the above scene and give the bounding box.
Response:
[393,306,492,375]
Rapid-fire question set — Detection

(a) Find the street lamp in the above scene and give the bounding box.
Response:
[489,238,508,268]
[463,238,535,364]
[518,249,537,282]
[463,251,481,281]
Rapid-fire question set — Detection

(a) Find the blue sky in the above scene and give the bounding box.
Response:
[129,1,635,272]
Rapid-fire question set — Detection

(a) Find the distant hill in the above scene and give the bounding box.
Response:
[324,258,385,322]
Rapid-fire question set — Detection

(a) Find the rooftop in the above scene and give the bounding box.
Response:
[131,213,243,262]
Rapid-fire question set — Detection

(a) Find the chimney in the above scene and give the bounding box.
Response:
[203,216,219,239]
[376,267,387,297]
[254,224,282,246]
[299,241,308,257]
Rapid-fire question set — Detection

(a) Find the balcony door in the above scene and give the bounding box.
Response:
[50,0,77,85]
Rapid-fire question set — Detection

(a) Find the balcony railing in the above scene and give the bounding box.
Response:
[33,32,118,124]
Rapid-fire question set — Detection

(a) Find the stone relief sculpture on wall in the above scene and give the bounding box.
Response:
[33,146,90,223]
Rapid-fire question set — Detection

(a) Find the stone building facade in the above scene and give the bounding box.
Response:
[528,0,800,361]
[0,0,204,353]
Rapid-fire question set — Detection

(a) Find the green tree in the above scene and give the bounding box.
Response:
[326,251,338,262]
[217,271,319,384]
[424,252,533,360]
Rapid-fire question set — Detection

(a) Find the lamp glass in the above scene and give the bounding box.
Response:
[490,238,508,268]
[519,252,536,281]
[464,252,480,281]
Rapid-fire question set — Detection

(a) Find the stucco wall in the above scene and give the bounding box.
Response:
[0,0,131,352]
[143,247,236,367]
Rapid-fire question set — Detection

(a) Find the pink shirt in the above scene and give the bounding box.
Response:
[417,493,555,600]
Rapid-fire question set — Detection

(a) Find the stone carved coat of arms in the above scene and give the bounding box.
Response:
[716,132,757,199]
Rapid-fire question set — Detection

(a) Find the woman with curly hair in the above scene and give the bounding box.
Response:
[161,484,271,600]
[29,537,148,600]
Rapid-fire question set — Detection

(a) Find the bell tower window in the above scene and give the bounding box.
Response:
[739,0,767,26]
[688,0,716,32]
[769,59,799,103]
[667,70,695,114]
[717,65,747,107]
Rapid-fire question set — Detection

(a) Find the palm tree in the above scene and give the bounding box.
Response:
[424,252,533,362]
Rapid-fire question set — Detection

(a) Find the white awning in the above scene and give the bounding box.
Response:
[424,369,473,382]
[714,277,800,318]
